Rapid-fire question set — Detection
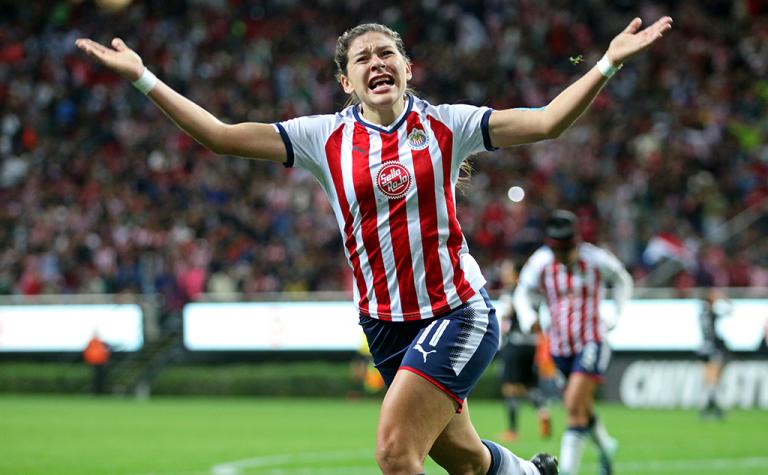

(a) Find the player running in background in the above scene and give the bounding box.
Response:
[76,14,670,475]
[496,259,553,442]
[697,287,732,419]
[514,210,633,475]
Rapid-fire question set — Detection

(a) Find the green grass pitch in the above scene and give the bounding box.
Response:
[1,395,767,475]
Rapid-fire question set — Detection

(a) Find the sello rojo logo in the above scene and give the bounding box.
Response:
[376,162,412,200]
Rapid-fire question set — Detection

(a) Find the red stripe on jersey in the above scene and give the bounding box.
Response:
[429,116,475,302]
[592,268,601,342]
[351,123,392,318]
[579,259,588,345]
[407,113,449,313]
[380,130,420,318]
[550,262,565,355]
[325,124,369,313]
[565,265,575,353]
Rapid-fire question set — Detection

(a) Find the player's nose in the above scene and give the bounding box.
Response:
[370,57,386,71]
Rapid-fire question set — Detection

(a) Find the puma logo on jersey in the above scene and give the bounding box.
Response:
[414,343,437,363]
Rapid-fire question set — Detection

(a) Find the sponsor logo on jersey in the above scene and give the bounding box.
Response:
[376,162,412,200]
[407,128,429,150]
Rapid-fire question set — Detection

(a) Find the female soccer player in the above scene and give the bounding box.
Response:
[76,15,671,475]
[514,210,634,475]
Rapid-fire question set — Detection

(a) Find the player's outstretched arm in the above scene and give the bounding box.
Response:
[488,16,673,148]
[75,37,286,163]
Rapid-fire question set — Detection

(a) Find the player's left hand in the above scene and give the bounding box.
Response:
[606,16,673,65]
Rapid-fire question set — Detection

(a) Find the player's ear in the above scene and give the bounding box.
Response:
[339,74,355,94]
[405,61,412,81]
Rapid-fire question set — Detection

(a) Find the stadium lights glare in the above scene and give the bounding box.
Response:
[507,186,525,202]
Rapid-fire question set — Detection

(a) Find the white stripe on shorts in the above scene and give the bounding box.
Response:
[450,291,492,375]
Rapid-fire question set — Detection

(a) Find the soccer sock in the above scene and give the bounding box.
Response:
[559,426,588,475]
[482,440,541,475]
[704,383,718,407]
[504,396,519,431]
[587,415,613,454]
[529,388,546,410]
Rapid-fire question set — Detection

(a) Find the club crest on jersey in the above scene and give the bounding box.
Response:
[407,128,429,150]
[376,162,412,200]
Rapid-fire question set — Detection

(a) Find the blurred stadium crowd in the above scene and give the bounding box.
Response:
[1,0,767,302]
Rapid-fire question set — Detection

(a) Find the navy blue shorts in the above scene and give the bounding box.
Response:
[359,288,500,412]
[553,340,611,382]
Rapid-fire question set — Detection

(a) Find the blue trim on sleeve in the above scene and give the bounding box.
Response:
[480,108,498,151]
[274,123,294,168]
[481,440,501,475]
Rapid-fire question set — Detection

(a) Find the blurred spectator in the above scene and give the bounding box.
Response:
[83,332,111,395]
[0,1,766,296]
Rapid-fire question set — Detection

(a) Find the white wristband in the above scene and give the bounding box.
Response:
[132,67,158,95]
[597,54,622,78]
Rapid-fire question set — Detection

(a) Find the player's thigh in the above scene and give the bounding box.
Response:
[377,369,458,461]
[564,372,598,413]
[429,399,490,473]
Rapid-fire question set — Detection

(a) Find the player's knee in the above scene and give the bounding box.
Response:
[375,439,423,474]
[563,401,589,423]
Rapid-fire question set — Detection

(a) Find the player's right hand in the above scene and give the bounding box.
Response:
[75,37,144,82]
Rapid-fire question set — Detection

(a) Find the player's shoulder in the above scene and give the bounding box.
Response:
[413,96,489,118]
[279,109,354,141]
[281,111,345,128]
[524,246,554,269]
[579,242,603,256]
[579,242,622,266]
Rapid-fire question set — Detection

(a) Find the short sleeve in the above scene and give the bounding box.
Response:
[517,248,547,293]
[433,104,497,160]
[273,114,338,177]
[596,247,626,282]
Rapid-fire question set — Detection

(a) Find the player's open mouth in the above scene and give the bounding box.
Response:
[368,75,395,92]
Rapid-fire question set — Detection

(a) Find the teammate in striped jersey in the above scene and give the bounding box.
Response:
[514,210,634,475]
[76,14,671,475]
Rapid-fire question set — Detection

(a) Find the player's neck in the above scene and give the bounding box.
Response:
[359,96,406,127]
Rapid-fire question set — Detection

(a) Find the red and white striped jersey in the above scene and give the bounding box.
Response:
[514,243,632,357]
[274,95,495,321]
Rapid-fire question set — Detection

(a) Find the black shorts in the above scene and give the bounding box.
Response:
[699,339,729,364]
[500,342,537,386]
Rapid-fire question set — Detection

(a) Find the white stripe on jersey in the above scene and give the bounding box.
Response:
[425,123,461,308]
[398,128,434,317]
[367,130,402,313]
[338,125,379,314]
